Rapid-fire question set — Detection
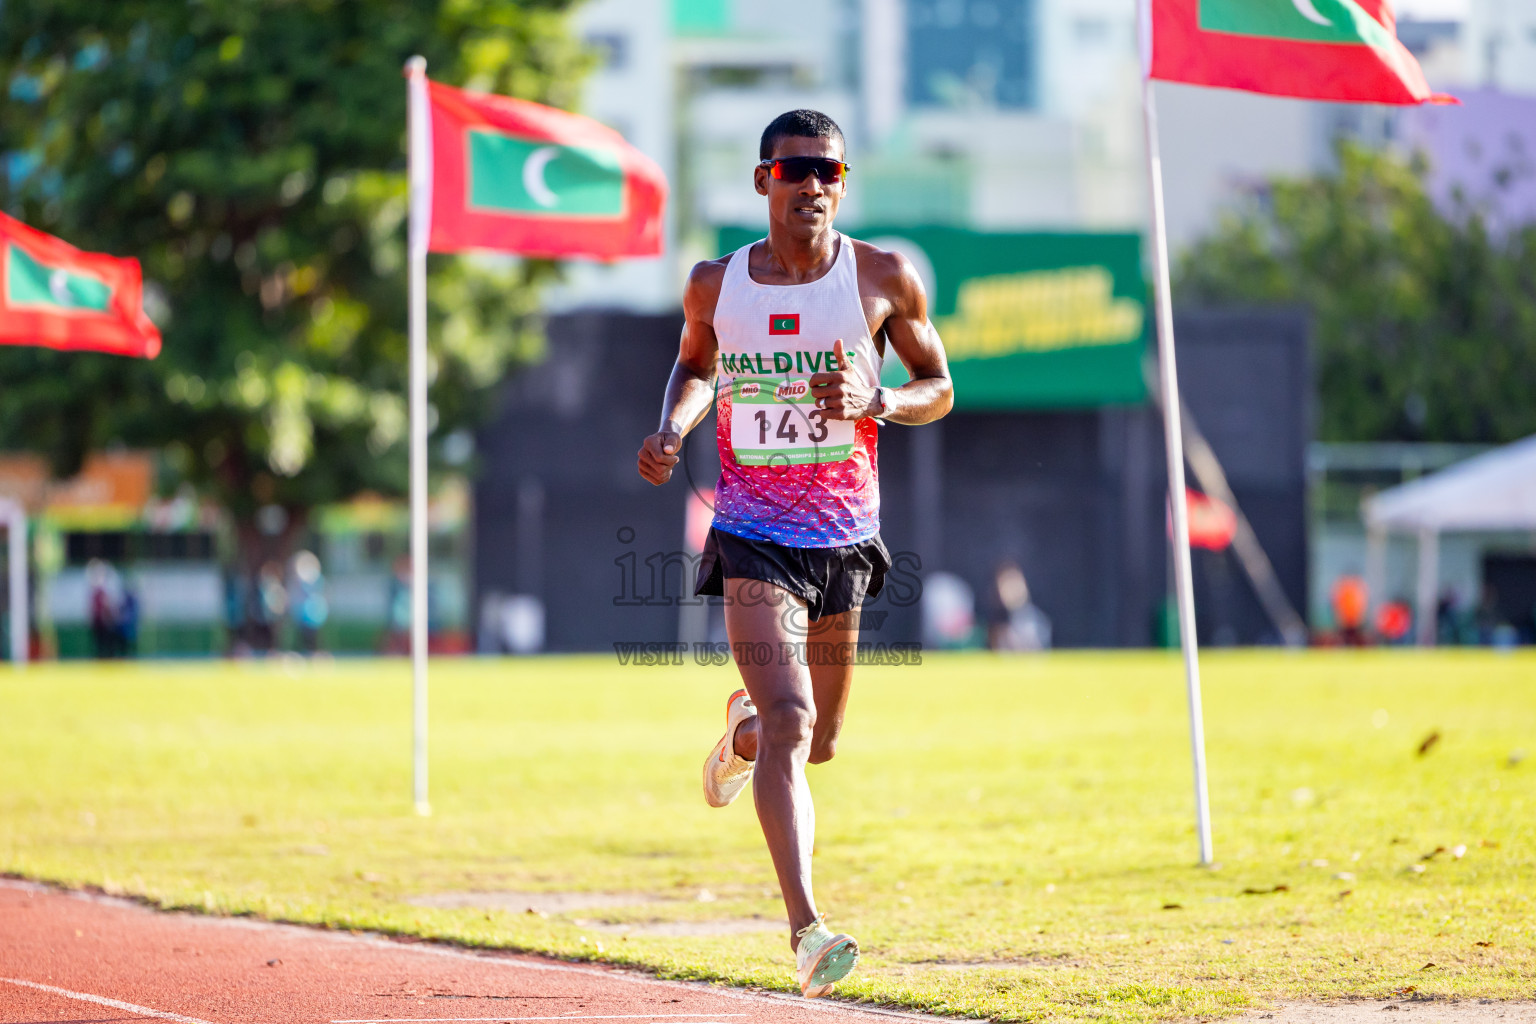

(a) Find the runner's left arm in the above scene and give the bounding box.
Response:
[809,249,952,425]
[873,251,953,425]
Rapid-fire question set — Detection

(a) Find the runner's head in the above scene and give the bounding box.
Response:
[755,109,847,237]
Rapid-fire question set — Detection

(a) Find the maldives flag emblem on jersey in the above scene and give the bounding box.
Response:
[0,212,161,358]
[1144,0,1454,105]
[769,314,800,335]
[423,79,667,258]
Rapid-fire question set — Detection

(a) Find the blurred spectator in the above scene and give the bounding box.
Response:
[252,561,289,653]
[1330,574,1368,646]
[385,553,412,654]
[921,571,976,650]
[1436,587,1480,645]
[985,561,1052,652]
[87,559,120,658]
[1374,600,1413,645]
[1475,585,1503,645]
[291,550,329,654]
[117,577,140,657]
[224,570,251,657]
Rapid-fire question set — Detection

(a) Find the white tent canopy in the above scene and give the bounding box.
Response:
[1364,433,1536,533]
[1361,433,1536,644]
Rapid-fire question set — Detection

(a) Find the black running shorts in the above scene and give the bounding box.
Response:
[694,528,892,621]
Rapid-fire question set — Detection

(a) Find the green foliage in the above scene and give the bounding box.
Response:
[0,0,589,526]
[1177,144,1536,443]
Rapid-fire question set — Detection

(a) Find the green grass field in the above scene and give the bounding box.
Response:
[2,651,1533,1021]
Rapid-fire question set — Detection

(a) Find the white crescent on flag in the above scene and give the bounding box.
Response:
[48,269,73,306]
[1291,0,1334,26]
[522,147,560,209]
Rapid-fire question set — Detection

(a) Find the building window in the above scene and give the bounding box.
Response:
[906,0,1037,110]
[1073,17,1110,45]
[585,32,628,72]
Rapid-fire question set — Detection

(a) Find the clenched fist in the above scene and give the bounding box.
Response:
[808,338,877,421]
[637,429,682,485]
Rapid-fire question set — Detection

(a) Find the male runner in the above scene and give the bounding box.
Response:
[636,110,952,998]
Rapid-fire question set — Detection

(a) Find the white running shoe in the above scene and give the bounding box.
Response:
[795,916,859,998]
[703,688,756,808]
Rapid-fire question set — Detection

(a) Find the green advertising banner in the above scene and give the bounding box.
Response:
[716,227,1149,409]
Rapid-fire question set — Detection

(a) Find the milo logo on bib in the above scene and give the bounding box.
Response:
[729,375,854,467]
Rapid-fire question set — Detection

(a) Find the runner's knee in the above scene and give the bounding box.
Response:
[758,698,815,752]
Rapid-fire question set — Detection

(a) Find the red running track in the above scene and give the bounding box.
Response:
[0,881,933,1024]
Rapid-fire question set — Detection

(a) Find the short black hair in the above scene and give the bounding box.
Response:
[759,109,845,161]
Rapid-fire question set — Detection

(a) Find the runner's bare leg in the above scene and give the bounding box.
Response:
[724,579,859,949]
[734,606,858,765]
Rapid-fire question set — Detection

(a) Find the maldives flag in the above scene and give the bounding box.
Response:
[422,78,666,258]
[0,213,161,358]
[1145,0,1455,105]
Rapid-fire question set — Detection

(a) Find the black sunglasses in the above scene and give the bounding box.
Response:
[759,156,850,185]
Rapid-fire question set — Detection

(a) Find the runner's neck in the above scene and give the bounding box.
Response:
[753,229,840,286]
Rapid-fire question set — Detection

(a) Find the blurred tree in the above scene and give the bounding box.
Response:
[1177,143,1536,443]
[0,0,588,565]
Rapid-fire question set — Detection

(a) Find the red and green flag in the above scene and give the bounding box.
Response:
[0,212,161,358]
[421,78,667,258]
[1144,0,1455,105]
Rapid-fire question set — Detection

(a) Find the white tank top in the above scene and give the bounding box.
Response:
[708,233,883,548]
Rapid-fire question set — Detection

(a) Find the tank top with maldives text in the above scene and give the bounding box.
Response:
[709,233,882,548]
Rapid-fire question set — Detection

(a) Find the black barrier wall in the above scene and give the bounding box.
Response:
[473,308,1309,651]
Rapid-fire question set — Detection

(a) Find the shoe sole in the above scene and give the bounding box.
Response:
[801,935,859,998]
[701,736,750,807]
[703,689,753,808]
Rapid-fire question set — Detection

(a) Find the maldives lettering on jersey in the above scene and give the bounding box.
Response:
[720,348,842,375]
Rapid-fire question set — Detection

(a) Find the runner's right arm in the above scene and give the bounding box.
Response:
[637,260,725,486]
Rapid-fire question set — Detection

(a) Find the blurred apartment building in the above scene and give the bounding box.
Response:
[556,0,1536,301]
[552,0,1147,311]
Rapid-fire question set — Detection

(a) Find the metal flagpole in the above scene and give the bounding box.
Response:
[1139,60,1213,862]
[1,500,26,666]
[405,56,432,816]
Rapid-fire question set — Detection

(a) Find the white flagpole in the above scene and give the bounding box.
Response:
[405,56,432,816]
[1,500,26,667]
[1139,3,1213,866]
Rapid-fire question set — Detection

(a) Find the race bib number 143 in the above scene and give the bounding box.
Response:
[729,376,855,466]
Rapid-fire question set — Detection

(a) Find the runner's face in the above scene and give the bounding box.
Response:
[755,135,845,237]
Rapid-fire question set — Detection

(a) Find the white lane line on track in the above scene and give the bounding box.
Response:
[0,976,220,1024]
[334,1018,746,1023]
[1,879,944,1023]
